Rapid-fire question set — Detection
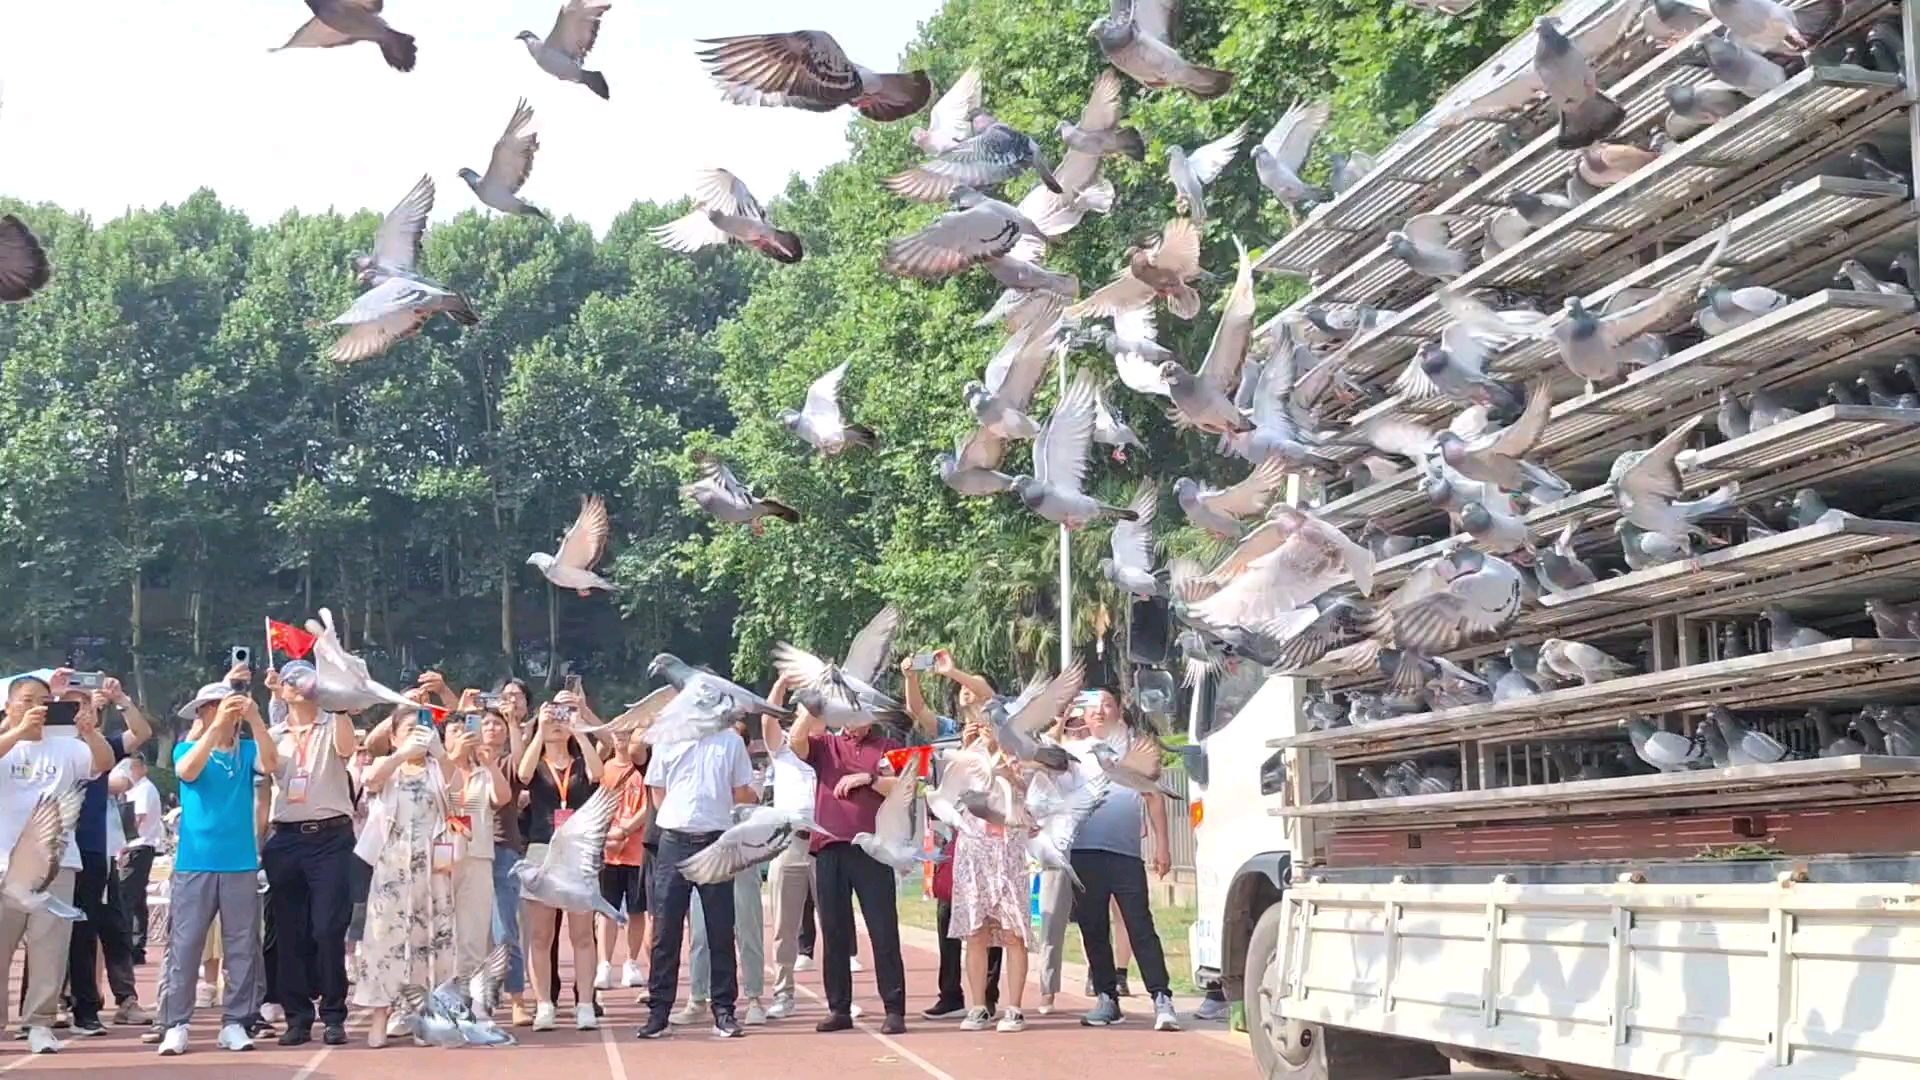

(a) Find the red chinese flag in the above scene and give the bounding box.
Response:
[885,745,934,779]
[267,620,317,659]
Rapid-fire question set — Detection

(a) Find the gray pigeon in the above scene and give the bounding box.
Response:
[1534,16,1626,149]
[274,0,417,72]
[1253,102,1330,224]
[653,168,804,264]
[1708,705,1788,766]
[696,31,931,121]
[1646,0,1712,41]
[1092,383,1144,462]
[1610,415,1739,544]
[680,455,800,531]
[770,605,903,731]
[459,100,547,219]
[1539,637,1636,685]
[1101,481,1162,598]
[1010,369,1142,529]
[1763,604,1832,650]
[352,174,433,287]
[988,663,1085,775]
[1386,214,1473,279]
[526,495,616,595]
[1865,598,1920,639]
[1027,770,1108,890]
[1169,123,1247,225]
[509,784,626,922]
[1745,389,1800,430]
[1175,459,1288,541]
[1458,499,1533,556]
[516,0,611,99]
[680,806,823,885]
[1665,83,1748,141]
[1787,488,1847,529]
[322,275,478,363]
[646,653,792,737]
[1149,239,1256,434]
[939,427,1016,497]
[884,188,1046,280]
[1615,519,1694,569]
[1329,151,1375,195]
[1697,284,1791,336]
[1835,258,1911,296]
[0,785,85,921]
[1717,388,1750,440]
[887,117,1064,203]
[1695,37,1787,98]
[1090,0,1234,99]
[782,362,876,455]
[1811,707,1866,757]
[1536,517,1598,593]
[1708,0,1841,53]
[1624,716,1707,771]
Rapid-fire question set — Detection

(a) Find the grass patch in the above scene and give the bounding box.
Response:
[896,891,1199,995]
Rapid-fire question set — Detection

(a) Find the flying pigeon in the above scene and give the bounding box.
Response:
[1532,16,1626,149]
[964,309,1063,443]
[0,215,51,303]
[782,361,876,454]
[986,662,1085,774]
[653,169,803,264]
[1610,415,1739,543]
[1253,101,1330,224]
[1,785,85,921]
[274,0,418,73]
[938,427,1017,497]
[1090,0,1234,99]
[644,653,792,743]
[1189,505,1376,633]
[680,454,801,532]
[853,763,936,872]
[1168,122,1247,225]
[459,100,547,219]
[527,495,616,596]
[1092,383,1144,461]
[926,748,1004,829]
[1028,69,1138,237]
[1159,239,1255,434]
[913,68,984,155]
[301,608,418,714]
[510,784,626,922]
[771,605,904,731]
[1359,545,1522,654]
[319,275,478,364]
[1070,217,1206,320]
[1010,369,1142,529]
[1174,458,1289,541]
[1386,213,1474,279]
[1027,770,1108,889]
[883,188,1046,280]
[516,0,612,99]
[887,116,1063,203]
[696,31,932,122]
[352,174,433,287]
[1086,736,1182,799]
[679,806,824,885]
[1101,480,1161,598]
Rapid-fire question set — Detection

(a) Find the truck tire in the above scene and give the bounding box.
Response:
[1244,903,1451,1080]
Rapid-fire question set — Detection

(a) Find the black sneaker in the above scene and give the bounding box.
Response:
[1081,994,1124,1027]
[636,1014,671,1040]
[276,1026,311,1047]
[70,1020,105,1038]
[879,1012,906,1036]
[815,1013,854,1033]
[1116,974,1133,998]
[322,1023,348,1046]
[921,1001,967,1020]
[711,1013,743,1039]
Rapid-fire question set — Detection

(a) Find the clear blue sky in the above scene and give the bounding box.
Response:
[0,1,943,232]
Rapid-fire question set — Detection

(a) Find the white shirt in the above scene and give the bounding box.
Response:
[768,737,817,816]
[0,735,100,873]
[646,730,752,832]
[127,778,164,848]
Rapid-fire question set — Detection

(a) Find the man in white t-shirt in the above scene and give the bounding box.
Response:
[0,671,112,1054]
[118,757,165,964]
[759,675,818,1020]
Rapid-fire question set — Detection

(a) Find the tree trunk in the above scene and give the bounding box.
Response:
[546,581,561,689]
[501,570,514,662]
[130,575,147,708]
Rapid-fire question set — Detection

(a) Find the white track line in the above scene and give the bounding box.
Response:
[793,985,955,1080]
[288,1046,331,1080]
[0,1052,34,1072]
[600,1023,629,1080]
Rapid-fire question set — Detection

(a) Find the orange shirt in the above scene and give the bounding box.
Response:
[603,762,649,867]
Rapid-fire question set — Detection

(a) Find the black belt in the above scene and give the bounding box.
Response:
[660,828,722,843]
[272,816,352,835]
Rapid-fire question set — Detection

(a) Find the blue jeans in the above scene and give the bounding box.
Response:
[491,847,526,994]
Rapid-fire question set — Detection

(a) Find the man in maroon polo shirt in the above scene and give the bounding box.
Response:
[788,706,909,1034]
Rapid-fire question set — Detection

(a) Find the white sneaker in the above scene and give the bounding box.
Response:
[849,957,864,973]
[1036,996,1055,1016]
[621,961,644,987]
[216,1023,254,1051]
[671,1000,708,1026]
[850,1003,864,1020]
[795,955,814,972]
[996,1008,1026,1033]
[575,1003,597,1031]
[258,1002,284,1025]
[532,1002,556,1031]
[743,1002,766,1026]
[765,996,794,1020]
[157,1025,189,1056]
[26,1027,61,1055]
[959,1007,992,1032]
[593,961,614,990]
[194,983,214,1009]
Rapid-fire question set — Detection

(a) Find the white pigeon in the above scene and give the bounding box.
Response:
[0,785,85,921]
[1168,122,1247,225]
[526,496,616,595]
[782,362,877,455]
[302,607,417,715]
[678,806,823,885]
[353,174,433,287]
[516,0,611,99]
[925,748,995,829]
[913,67,983,155]
[273,0,417,73]
[1026,770,1108,889]
[321,275,478,363]
[509,784,626,922]
[459,100,547,219]
[652,169,804,264]
[853,765,934,872]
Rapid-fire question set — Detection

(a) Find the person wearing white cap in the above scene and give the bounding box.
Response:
[156,676,281,1056]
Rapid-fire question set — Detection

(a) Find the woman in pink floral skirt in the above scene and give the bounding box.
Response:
[945,711,1033,1033]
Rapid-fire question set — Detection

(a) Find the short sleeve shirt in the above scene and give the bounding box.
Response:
[646,732,752,832]
[800,729,901,855]
[0,735,100,875]
[174,739,262,873]
[524,749,595,846]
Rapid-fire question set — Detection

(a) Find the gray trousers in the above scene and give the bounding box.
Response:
[0,868,74,1028]
[1033,868,1073,996]
[158,871,261,1029]
[766,838,812,999]
[690,869,765,1001]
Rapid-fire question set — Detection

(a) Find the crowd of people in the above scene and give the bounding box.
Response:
[0,647,1192,1056]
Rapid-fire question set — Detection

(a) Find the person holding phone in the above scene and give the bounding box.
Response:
[515,693,604,1032]
[64,674,152,1036]
[442,699,512,998]
[477,704,531,1026]
[156,682,281,1056]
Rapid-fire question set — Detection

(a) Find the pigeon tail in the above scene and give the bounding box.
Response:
[1556,93,1626,150]
[757,498,802,524]
[843,423,879,448]
[445,293,480,326]
[1113,126,1147,161]
[1166,283,1202,320]
[1079,179,1117,214]
[581,69,610,100]
[1180,65,1234,100]
[379,30,418,73]
[0,216,51,303]
[1032,155,1065,195]
[853,71,934,122]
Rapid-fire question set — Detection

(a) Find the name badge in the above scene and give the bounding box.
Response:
[552,808,574,829]
[285,770,311,804]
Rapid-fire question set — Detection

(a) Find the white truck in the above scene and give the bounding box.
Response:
[1186,1,1920,1077]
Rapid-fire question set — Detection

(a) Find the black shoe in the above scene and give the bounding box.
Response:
[70,1020,105,1038]
[636,1014,671,1040]
[711,1013,743,1039]
[921,1001,967,1020]
[879,1013,906,1036]
[276,1026,312,1047]
[322,1023,347,1046]
[245,1019,277,1039]
[815,1013,854,1033]
[1116,974,1133,998]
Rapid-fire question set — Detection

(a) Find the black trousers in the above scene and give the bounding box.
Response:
[1068,850,1170,999]
[68,848,138,1022]
[117,846,155,959]
[935,897,998,1009]
[799,892,853,959]
[261,818,355,1028]
[646,830,736,1019]
[813,842,904,1017]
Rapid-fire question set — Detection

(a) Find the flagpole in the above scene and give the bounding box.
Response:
[263,617,274,670]
[1056,341,1071,676]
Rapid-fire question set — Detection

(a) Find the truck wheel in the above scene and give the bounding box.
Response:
[1244,902,1452,1080]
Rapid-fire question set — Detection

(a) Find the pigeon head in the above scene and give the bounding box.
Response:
[777,408,803,434]
[648,653,688,684]
[1088,14,1133,47]
[1171,476,1199,503]
[948,187,987,209]
[1008,475,1040,500]
[1835,259,1863,286]
[515,30,540,44]
[934,453,957,479]
[526,551,554,570]
[961,380,990,409]
[1532,16,1569,52]
[1459,501,1493,535]
[457,167,483,188]
[1416,341,1450,374]
[1157,360,1191,385]
[1665,84,1698,113]
[1384,232,1416,260]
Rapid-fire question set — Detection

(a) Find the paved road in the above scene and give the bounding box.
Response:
[3,924,1252,1080]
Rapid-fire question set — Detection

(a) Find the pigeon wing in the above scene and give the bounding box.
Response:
[1197,238,1255,393]
[873,761,919,845]
[641,681,733,745]
[484,100,540,196]
[1006,661,1085,736]
[0,215,50,304]
[1260,101,1331,173]
[372,175,433,278]
[555,495,610,573]
[1,791,69,905]
[1186,123,1249,186]
[800,361,850,431]
[841,605,901,687]
[542,782,620,881]
[1072,273,1158,320]
[651,210,733,253]
[1035,369,1098,494]
[698,31,860,107]
[1152,217,1204,279]
[1202,456,1288,519]
[884,206,1022,279]
[925,67,983,150]
[690,168,764,220]
[1618,413,1702,500]
[546,0,608,61]
[1110,480,1159,572]
[957,425,1009,470]
[928,749,992,827]
[1133,0,1178,43]
[1478,380,1553,459]
[985,319,1059,409]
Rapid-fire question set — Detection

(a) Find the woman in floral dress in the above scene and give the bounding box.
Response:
[354,708,455,1047]
[947,715,1034,1033]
